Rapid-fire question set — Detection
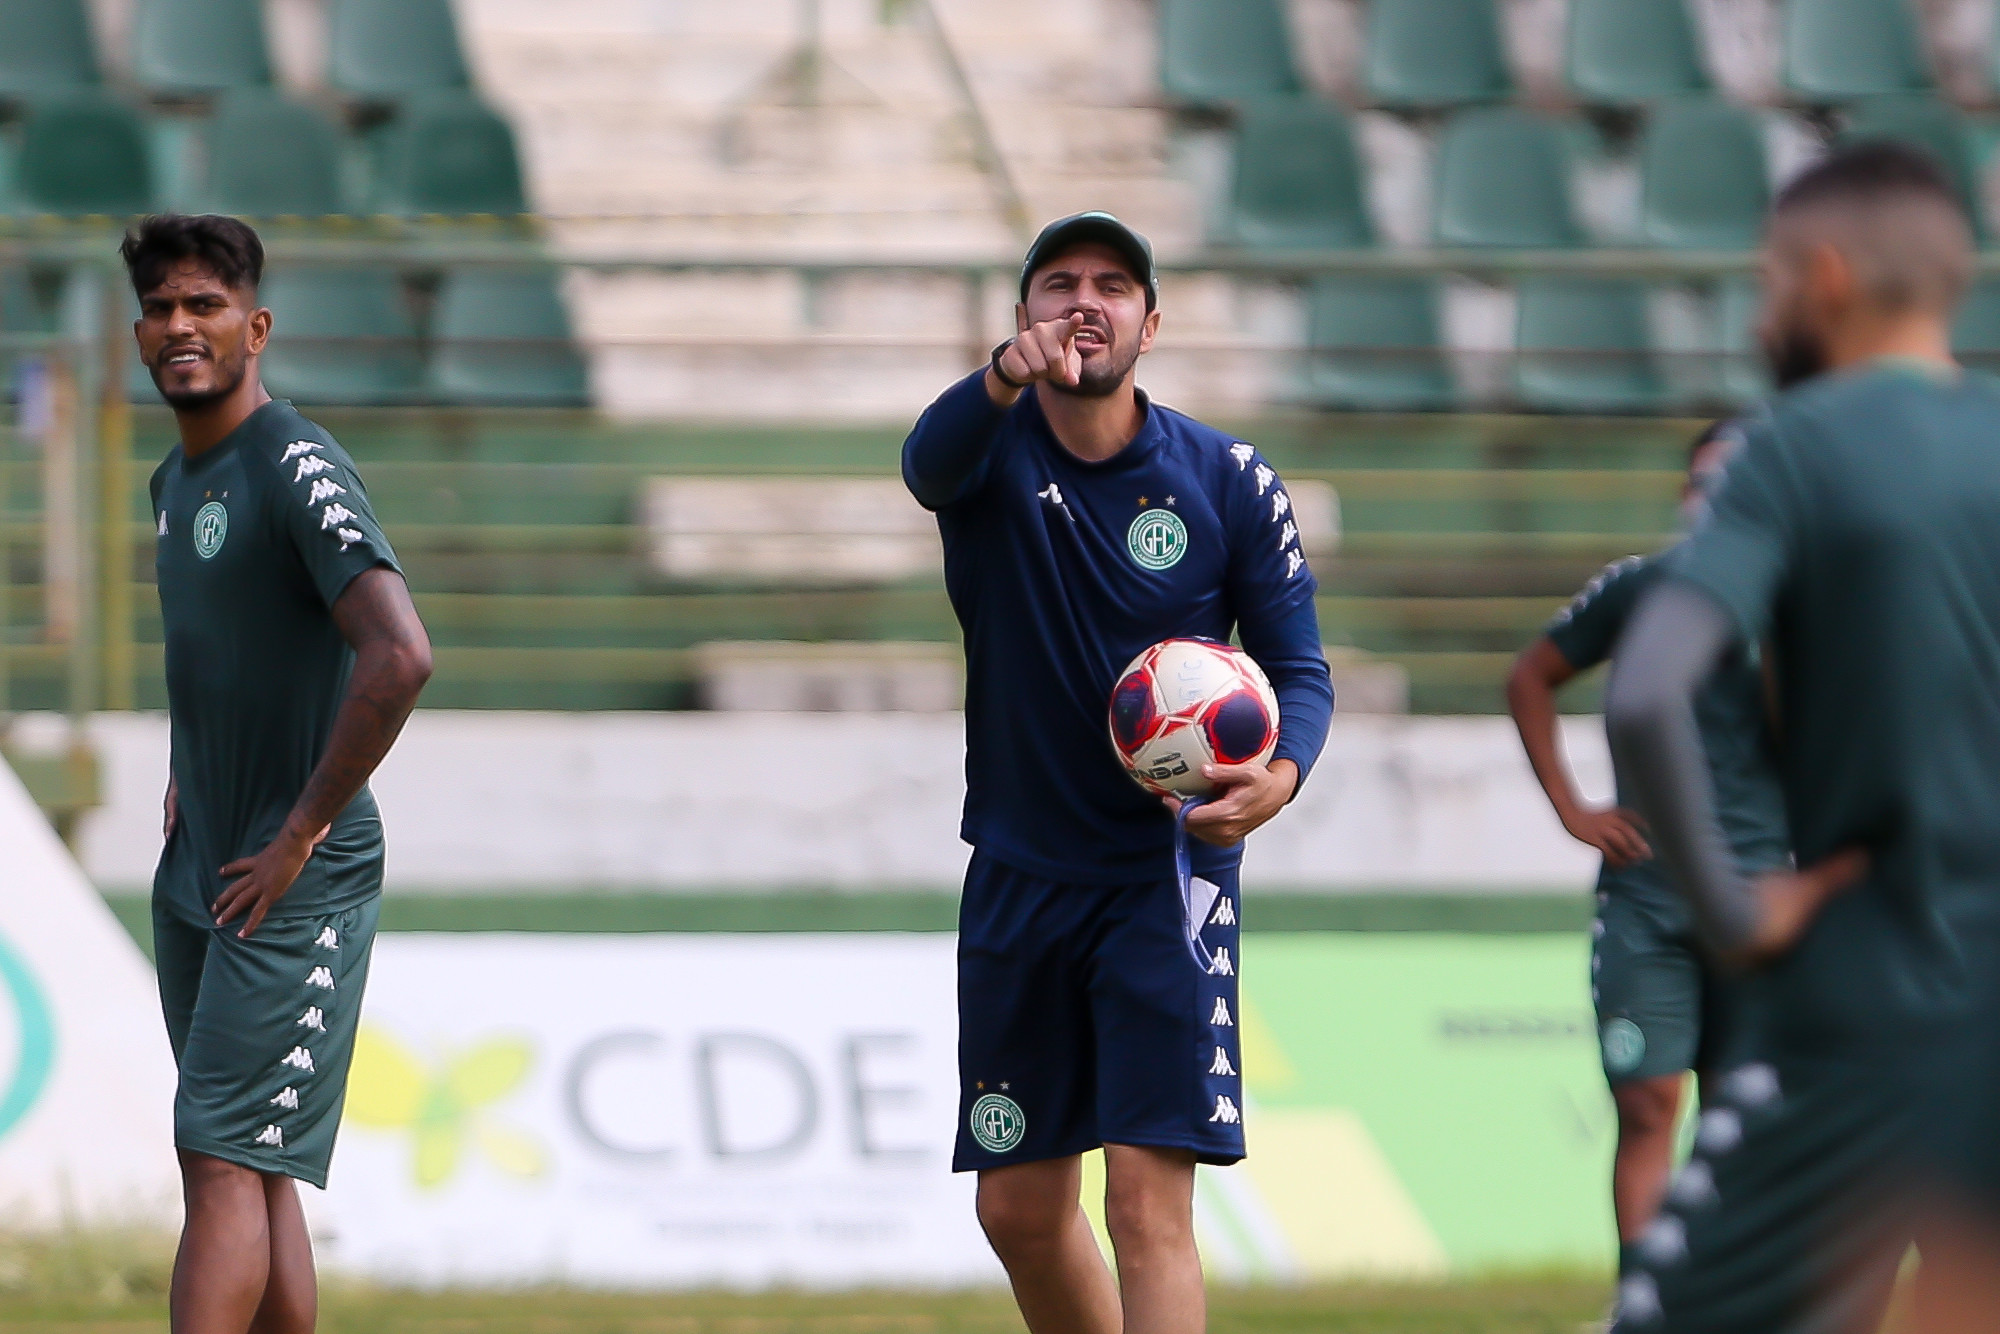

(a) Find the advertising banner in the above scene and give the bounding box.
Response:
[316,931,1617,1284]
[0,760,179,1222]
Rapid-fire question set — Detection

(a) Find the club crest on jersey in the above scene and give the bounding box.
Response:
[192,501,229,560]
[968,1092,1026,1154]
[1127,508,1188,571]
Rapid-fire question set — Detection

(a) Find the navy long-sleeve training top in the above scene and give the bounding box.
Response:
[903,369,1335,885]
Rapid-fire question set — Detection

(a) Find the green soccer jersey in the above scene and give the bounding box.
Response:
[1545,549,1791,920]
[150,399,402,927]
[1673,361,2000,1054]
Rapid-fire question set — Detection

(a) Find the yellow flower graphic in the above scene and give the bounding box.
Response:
[346,1026,546,1189]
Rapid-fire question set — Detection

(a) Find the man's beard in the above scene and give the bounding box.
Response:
[1047,342,1140,400]
[1762,324,1829,390]
[150,350,249,409]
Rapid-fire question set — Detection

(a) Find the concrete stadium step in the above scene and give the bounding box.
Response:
[458,0,1196,277]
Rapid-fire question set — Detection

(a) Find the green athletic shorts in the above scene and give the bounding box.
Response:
[153,894,380,1189]
[1592,885,1739,1086]
[1611,1053,1920,1334]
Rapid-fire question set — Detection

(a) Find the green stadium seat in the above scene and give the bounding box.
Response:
[196,91,344,216]
[1567,0,1707,105]
[1434,109,1582,248]
[15,93,153,215]
[1158,0,1299,105]
[1783,0,1929,102]
[328,0,470,101]
[259,267,422,404]
[0,0,97,99]
[1228,98,1371,249]
[428,269,590,406]
[131,0,271,97]
[1839,96,1985,237]
[1952,279,2000,373]
[1639,98,1769,249]
[1366,0,1510,109]
[372,93,527,215]
[1515,279,1667,412]
[1305,276,1455,410]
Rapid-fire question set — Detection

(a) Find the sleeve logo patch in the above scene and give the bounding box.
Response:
[192,501,229,560]
[1127,509,1189,571]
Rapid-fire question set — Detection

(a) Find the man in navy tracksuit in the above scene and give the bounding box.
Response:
[902,213,1333,1333]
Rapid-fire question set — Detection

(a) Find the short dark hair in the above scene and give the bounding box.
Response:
[120,214,264,299]
[1775,141,1963,221]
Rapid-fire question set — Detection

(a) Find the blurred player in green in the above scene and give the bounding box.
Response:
[127,214,433,1334]
[1506,420,1788,1276]
[1606,143,2000,1333]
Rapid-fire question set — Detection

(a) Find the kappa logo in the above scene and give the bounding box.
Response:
[1209,1046,1237,1077]
[319,503,358,531]
[1127,508,1189,571]
[1253,463,1275,496]
[306,478,348,506]
[1210,896,1236,927]
[192,501,229,560]
[281,1046,316,1073]
[1211,947,1234,976]
[305,966,335,990]
[270,1087,300,1110]
[337,527,364,553]
[1208,1095,1241,1124]
[1229,442,1255,470]
[281,440,324,463]
[254,1124,284,1147]
[293,455,335,483]
[314,927,339,950]
[297,1007,326,1033]
[968,1092,1026,1154]
[1210,997,1234,1026]
[1271,489,1291,521]
[1617,1273,1663,1326]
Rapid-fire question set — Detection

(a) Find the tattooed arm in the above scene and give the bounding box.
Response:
[213,568,433,936]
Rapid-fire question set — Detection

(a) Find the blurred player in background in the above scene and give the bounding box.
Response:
[1505,420,1788,1277]
[901,213,1333,1334]
[127,215,433,1334]
[1605,143,2000,1333]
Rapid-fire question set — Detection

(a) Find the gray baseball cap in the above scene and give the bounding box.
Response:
[1019,211,1158,309]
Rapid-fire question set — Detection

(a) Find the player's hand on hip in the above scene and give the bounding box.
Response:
[1563,805,1651,868]
[214,823,333,939]
[1743,847,1870,963]
[999,312,1085,390]
[1168,759,1301,848]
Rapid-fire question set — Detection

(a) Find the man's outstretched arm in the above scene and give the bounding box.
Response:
[213,567,433,936]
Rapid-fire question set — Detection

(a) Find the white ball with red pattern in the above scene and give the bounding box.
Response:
[1106,638,1280,798]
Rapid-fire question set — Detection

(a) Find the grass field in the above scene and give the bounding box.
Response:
[0,1231,1609,1334]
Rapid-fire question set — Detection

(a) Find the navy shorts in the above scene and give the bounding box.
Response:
[952,851,1244,1172]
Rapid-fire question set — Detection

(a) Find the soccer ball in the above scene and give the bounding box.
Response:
[1107,638,1280,798]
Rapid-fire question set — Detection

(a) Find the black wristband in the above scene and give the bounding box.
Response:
[989,338,1029,391]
